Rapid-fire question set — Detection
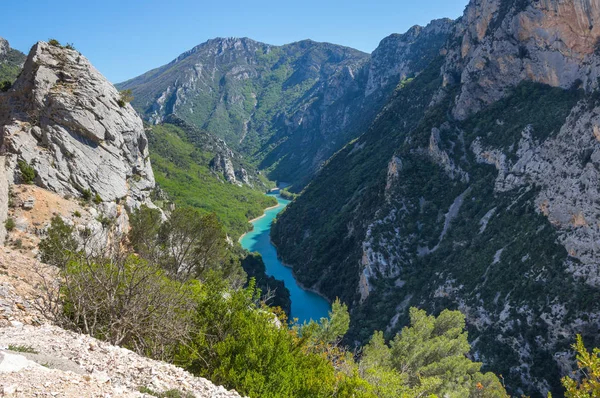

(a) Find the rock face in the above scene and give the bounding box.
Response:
[443,0,600,119]
[119,23,453,189]
[273,0,600,395]
[0,41,154,209]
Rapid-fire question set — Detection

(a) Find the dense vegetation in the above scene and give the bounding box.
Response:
[37,212,510,397]
[272,50,594,395]
[146,121,276,238]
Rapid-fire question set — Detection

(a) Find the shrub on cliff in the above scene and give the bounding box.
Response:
[18,160,36,184]
[561,335,600,397]
[38,215,79,267]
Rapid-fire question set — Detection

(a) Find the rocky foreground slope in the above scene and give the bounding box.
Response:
[0,249,241,398]
[0,41,242,397]
[273,0,600,396]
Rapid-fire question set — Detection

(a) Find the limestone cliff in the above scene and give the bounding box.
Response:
[0,41,154,209]
[444,0,600,119]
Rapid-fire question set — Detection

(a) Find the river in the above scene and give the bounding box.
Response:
[240,192,331,323]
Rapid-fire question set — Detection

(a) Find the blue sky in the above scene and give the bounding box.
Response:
[2,0,468,83]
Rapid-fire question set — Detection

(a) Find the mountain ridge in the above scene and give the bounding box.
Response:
[118,19,453,189]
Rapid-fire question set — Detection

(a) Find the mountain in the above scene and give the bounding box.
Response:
[272,0,600,396]
[118,23,453,189]
[0,37,26,84]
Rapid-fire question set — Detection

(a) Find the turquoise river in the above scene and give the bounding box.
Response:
[240,192,331,323]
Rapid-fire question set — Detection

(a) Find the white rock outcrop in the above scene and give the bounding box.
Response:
[0,41,154,209]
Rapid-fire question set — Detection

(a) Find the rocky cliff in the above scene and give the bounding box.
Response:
[272,0,600,396]
[119,23,453,189]
[0,41,154,208]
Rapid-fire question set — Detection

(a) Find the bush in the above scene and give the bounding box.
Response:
[40,254,197,361]
[18,160,36,184]
[93,193,102,204]
[81,188,92,201]
[38,215,78,267]
[118,89,134,107]
[48,39,61,47]
[4,217,16,231]
[561,335,600,397]
[0,80,12,92]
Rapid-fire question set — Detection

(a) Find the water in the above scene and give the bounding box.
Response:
[240,193,331,323]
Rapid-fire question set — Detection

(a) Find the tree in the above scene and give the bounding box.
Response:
[358,308,507,398]
[129,206,234,282]
[38,215,79,267]
[562,335,600,397]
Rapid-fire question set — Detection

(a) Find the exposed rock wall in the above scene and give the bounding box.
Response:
[444,0,600,119]
[0,41,154,210]
[0,156,8,243]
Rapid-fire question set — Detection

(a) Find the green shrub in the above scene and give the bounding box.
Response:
[18,160,36,184]
[73,210,81,218]
[4,217,16,231]
[38,215,78,267]
[48,39,61,47]
[118,89,134,107]
[64,43,76,51]
[81,188,92,201]
[93,193,102,204]
[0,80,12,92]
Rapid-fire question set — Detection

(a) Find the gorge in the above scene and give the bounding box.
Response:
[239,191,331,323]
[2,0,600,396]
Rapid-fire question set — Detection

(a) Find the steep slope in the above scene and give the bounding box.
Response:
[273,1,600,396]
[0,37,25,84]
[147,118,276,238]
[119,23,453,189]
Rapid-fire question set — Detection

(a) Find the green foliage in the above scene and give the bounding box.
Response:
[118,89,134,107]
[81,188,92,201]
[8,344,38,354]
[0,42,26,84]
[129,205,237,282]
[38,215,79,267]
[146,122,276,238]
[0,80,11,92]
[562,335,600,397]
[240,252,291,315]
[178,279,348,398]
[93,193,102,204]
[18,160,36,184]
[4,217,15,232]
[359,308,507,398]
[48,39,61,47]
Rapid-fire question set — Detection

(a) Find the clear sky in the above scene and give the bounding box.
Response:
[1,0,468,83]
